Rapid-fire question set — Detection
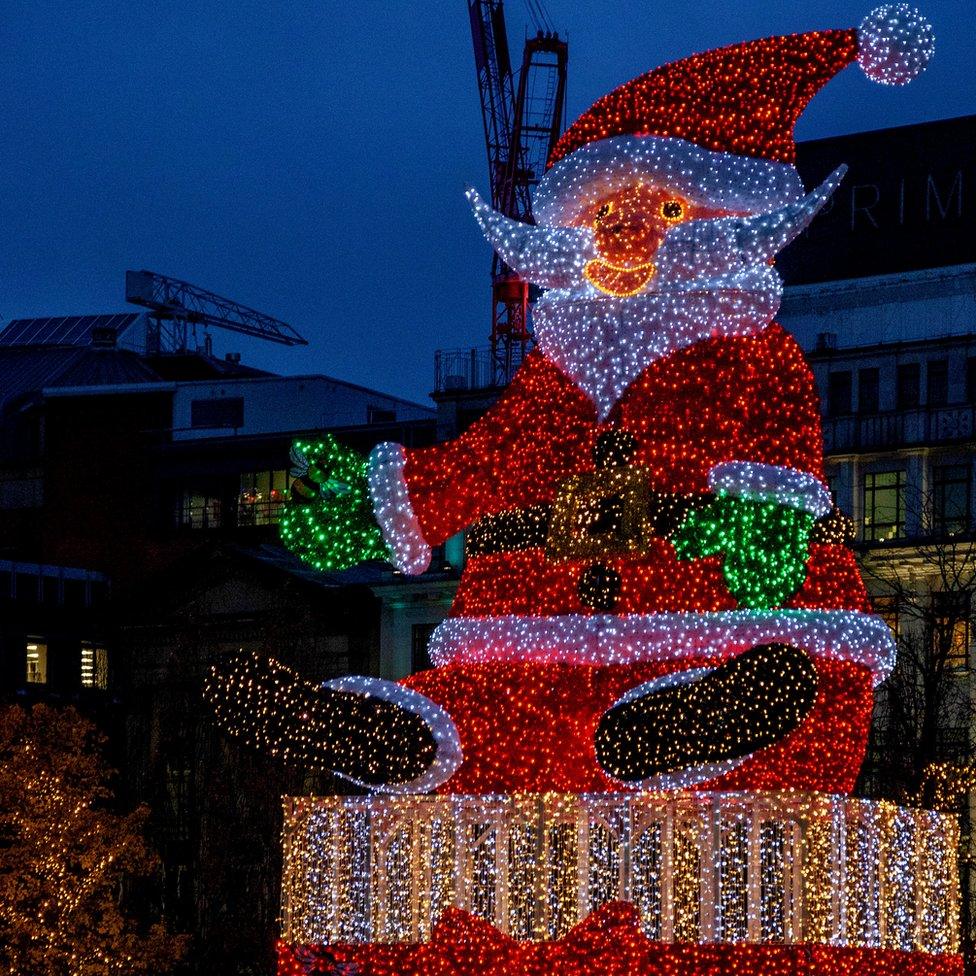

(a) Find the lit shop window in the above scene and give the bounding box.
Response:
[26,638,47,684]
[862,470,906,542]
[238,469,291,526]
[179,491,222,529]
[81,642,109,689]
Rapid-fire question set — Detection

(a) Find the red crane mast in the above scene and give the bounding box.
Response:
[468,1,567,385]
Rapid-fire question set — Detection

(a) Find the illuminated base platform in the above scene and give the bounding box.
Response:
[279,791,961,975]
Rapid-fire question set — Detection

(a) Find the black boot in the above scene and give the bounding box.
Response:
[594,643,818,787]
[204,651,459,789]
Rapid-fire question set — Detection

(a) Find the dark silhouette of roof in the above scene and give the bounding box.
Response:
[0,345,161,413]
[0,313,143,347]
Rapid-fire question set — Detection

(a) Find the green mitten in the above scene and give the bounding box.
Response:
[279,435,387,571]
[672,494,813,610]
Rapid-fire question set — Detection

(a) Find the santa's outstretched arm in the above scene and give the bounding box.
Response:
[281,349,593,575]
[368,351,593,574]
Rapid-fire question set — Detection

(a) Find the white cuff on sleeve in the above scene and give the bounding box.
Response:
[708,461,832,518]
[322,675,462,793]
[367,442,432,575]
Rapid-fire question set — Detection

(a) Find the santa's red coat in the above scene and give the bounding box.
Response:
[388,325,881,794]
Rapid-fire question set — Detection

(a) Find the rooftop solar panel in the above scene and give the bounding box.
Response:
[0,313,142,347]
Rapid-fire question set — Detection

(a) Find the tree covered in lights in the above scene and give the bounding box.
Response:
[0,704,188,976]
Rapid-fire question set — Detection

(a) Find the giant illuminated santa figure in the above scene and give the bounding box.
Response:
[206,6,960,974]
[208,12,955,972]
[215,5,936,800]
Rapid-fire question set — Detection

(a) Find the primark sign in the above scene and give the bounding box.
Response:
[778,115,976,286]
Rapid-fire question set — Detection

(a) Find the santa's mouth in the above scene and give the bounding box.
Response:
[584,258,655,297]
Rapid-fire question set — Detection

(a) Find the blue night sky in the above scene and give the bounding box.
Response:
[1,1,974,405]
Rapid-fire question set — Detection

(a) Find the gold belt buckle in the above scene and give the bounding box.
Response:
[546,469,652,561]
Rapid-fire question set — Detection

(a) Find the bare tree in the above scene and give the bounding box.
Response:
[857,488,976,953]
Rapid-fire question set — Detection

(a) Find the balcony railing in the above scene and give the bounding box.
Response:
[434,345,528,393]
[824,405,976,453]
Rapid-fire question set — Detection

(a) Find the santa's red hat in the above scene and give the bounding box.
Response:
[533,5,934,226]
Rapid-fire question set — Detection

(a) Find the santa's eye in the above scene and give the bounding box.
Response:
[660,199,684,221]
[595,203,612,222]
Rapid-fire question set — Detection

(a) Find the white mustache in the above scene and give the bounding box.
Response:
[465,187,597,289]
[467,165,846,293]
[655,166,846,284]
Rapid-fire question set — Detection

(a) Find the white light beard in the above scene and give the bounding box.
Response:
[534,265,783,421]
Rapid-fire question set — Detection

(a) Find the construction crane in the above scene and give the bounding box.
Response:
[124,269,307,356]
[468,1,567,385]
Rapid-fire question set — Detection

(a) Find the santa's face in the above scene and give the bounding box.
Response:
[580,185,728,297]
[467,166,843,302]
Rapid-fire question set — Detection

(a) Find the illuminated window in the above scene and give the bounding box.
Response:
[26,638,47,684]
[81,642,108,689]
[862,470,906,541]
[179,491,222,529]
[932,592,970,669]
[932,464,970,535]
[238,469,291,526]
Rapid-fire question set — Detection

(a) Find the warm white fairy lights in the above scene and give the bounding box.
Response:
[322,675,462,793]
[280,791,959,953]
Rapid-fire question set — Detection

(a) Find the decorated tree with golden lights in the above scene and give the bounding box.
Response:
[207,6,966,976]
[0,704,187,976]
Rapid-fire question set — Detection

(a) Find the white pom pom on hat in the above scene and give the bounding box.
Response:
[858,4,935,85]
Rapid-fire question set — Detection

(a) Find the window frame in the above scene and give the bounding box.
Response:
[827,370,853,417]
[81,641,109,690]
[857,367,880,414]
[927,358,949,407]
[862,470,907,542]
[896,362,920,411]
[932,463,971,535]
[932,591,971,670]
[237,468,292,526]
[26,636,48,685]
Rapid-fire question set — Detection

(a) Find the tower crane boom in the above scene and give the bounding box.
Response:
[125,269,307,354]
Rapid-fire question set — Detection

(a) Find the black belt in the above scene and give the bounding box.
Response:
[466,483,853,560]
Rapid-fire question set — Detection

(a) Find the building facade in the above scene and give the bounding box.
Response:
[0,318,460,973]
